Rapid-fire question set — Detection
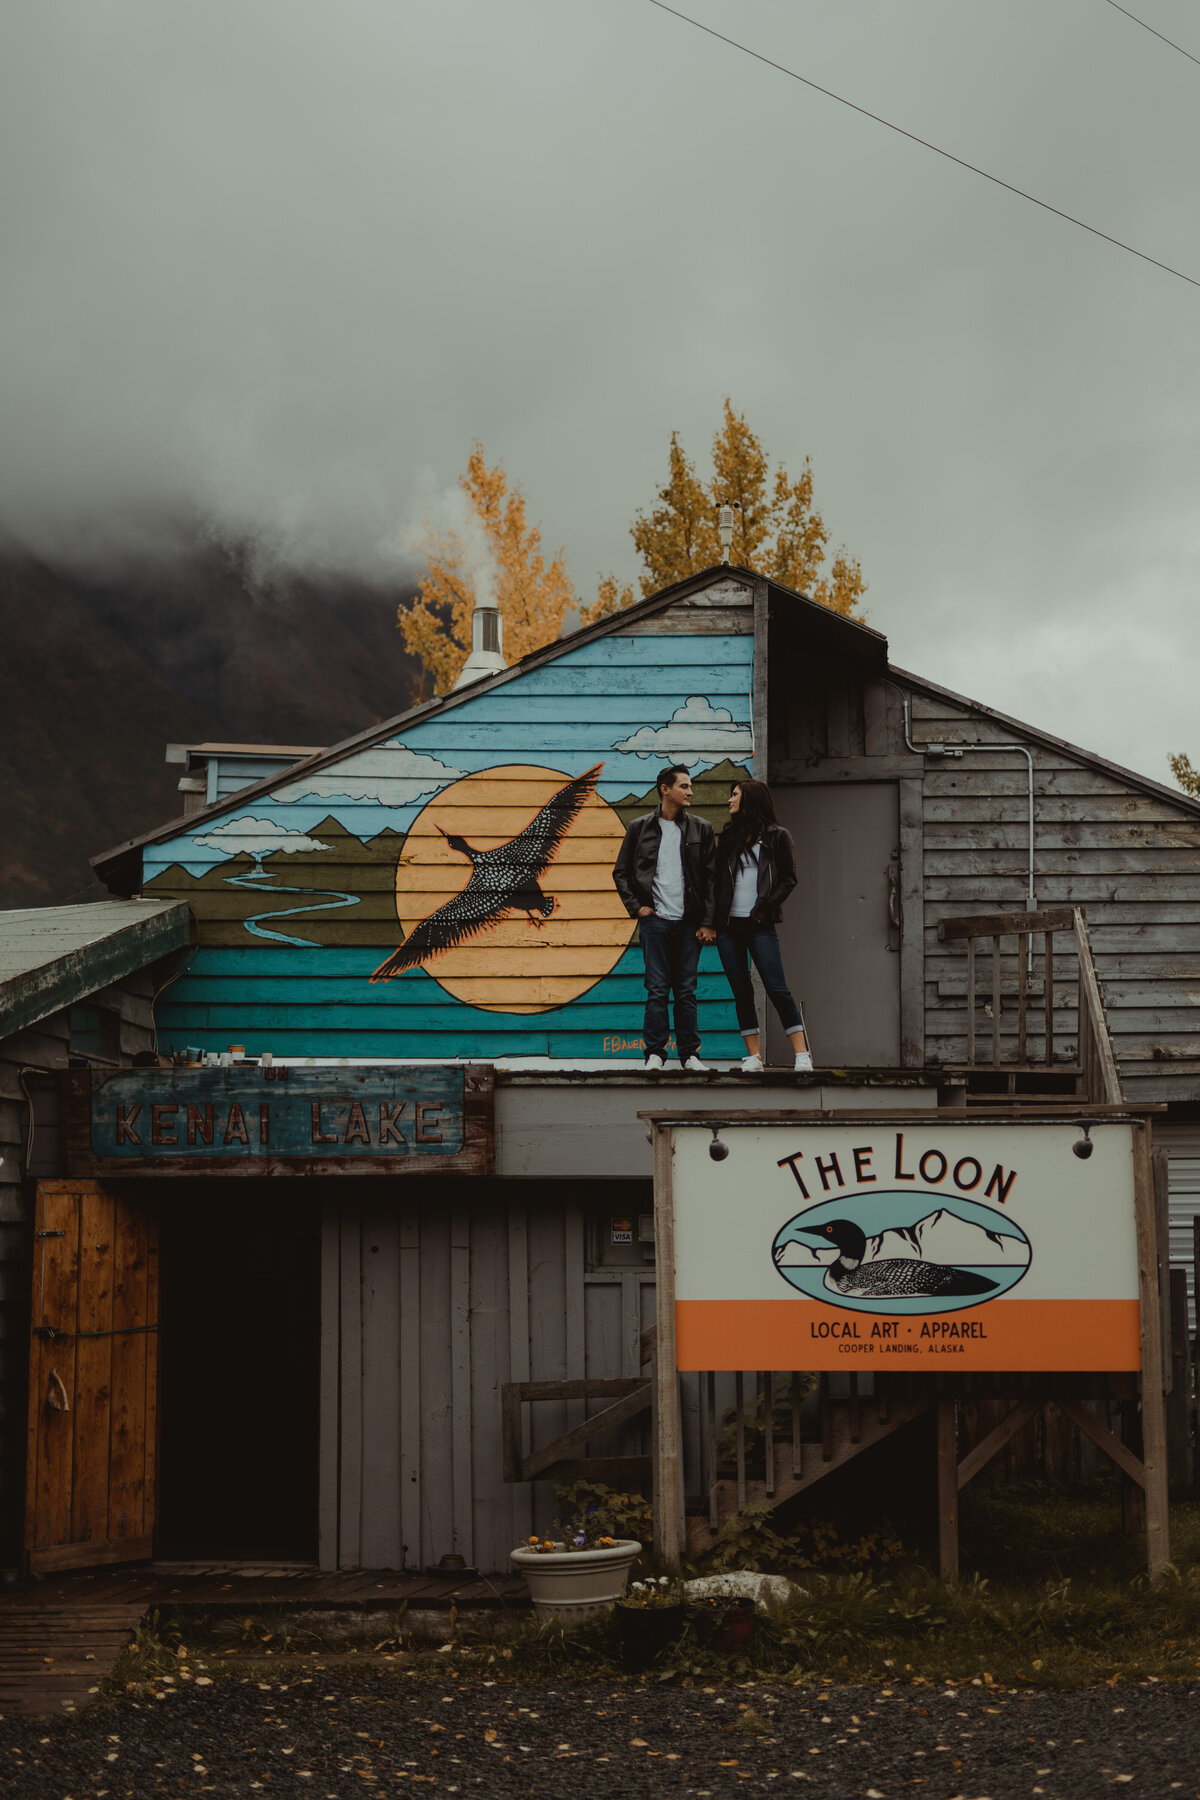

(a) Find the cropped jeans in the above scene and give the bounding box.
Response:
[716,919,804,1039]
[639,914,701,1062]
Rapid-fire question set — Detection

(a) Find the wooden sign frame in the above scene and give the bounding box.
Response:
[63,1063,494,1178]
[645,1106,1170,1582]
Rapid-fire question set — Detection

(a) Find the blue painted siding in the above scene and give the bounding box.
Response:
[149,615,756,1061]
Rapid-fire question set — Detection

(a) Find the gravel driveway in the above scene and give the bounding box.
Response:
[0,1669,1198,1798]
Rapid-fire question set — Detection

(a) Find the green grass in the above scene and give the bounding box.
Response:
[98,1488,1200,1698]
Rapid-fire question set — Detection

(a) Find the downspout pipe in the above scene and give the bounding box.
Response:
[900,693,1037,915]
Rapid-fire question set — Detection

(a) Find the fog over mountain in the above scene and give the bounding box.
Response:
[0,548,421,908]
[3,0,1199,908]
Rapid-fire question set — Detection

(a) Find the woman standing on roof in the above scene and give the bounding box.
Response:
[714,778,813,1073]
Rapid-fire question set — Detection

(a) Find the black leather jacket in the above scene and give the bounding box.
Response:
[714,824,798,928]
[612,809,716,929]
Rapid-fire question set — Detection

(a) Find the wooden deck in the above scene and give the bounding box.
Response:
[0,1563,530,1716]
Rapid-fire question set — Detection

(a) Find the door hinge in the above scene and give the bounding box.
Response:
[34,1323,159,1342]
[36,1230,66,1239]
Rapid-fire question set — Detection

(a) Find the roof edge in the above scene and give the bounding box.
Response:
[93,564,883,886]
[0,902,194,1041]
[889,662,1200,817]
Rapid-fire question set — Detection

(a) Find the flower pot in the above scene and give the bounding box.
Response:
[693,1596,757,1654]
[509,1539,642,1625]
[614,1602,686,1670]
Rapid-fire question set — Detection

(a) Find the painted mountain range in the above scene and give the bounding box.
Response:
[777,1209,1030,1269]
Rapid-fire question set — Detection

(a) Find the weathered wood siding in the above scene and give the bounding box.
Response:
[148,587,756,1062]
[0,975,157,1562]
[323,1179,674,1573]
[765,607,1200,1098]
[905,687,1200,1096]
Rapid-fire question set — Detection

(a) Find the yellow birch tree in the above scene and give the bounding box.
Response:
[399,444,577,693]
[1168,752,1200,797]
[631,399,866,617]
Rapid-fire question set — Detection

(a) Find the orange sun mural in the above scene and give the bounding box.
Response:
[370,763,633,1014]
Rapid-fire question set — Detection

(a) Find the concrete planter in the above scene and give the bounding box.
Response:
[509,1538,642,1624]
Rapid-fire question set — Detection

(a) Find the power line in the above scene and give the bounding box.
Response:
[645,0,1200,291]
[1103,0,1200,71]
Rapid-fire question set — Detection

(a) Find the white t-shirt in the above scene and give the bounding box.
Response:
[651,815,685,919]
[730,841,762,919]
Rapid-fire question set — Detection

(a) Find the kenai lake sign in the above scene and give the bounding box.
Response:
[64,1064,493,1176]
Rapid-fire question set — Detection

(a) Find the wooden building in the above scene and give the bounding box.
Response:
[0,901,190,1568]
[9,566,1199,1574]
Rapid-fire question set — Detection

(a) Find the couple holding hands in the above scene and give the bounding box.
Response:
[612,764,812,1074]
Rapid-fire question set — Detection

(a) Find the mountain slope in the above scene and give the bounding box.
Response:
[0,550,423,908]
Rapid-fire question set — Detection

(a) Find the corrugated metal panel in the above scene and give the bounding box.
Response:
[1168,1155,1200,1334]
[1157,1124,1200,1333]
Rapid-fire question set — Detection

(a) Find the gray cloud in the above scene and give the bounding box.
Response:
[2,0,1198,781]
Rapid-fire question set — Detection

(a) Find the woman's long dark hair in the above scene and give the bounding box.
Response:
[717,778,777,865]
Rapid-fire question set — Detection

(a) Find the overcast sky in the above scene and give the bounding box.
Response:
[3,0,1198,783]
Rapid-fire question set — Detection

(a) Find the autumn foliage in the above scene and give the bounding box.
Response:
[399,446,577,694]
[1168,753,1200,798]
[400,404,865,690]
[631,399,866,616]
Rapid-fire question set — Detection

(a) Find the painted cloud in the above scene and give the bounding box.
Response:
[613,695,753,769]
[193,817,334,865]
[274,740,466,807]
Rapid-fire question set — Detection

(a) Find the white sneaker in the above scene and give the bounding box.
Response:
[794,1051,814,1073]
[740,1054,764,1073]
[644,1053,666,1072]
[682,1055,710,1073]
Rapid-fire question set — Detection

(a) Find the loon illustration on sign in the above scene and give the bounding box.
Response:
[773,1194,1031,1314]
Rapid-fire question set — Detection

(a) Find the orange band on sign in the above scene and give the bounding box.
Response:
[674,1298,1141,1372]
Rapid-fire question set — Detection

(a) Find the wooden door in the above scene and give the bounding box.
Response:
[25,1180,159,1574]
[767,783,903,1067]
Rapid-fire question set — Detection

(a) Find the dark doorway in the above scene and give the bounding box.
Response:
[158,1184,321,1561]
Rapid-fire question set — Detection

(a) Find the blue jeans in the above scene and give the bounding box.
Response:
[716,920,804,1038]
[639,915,701,1061]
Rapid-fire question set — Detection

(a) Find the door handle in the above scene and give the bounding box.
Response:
[886,860,901,951]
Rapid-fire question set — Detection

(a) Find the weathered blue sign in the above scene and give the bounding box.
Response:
[66,1064,492,1175]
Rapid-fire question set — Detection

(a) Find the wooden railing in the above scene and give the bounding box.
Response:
[937,906,1121,1101]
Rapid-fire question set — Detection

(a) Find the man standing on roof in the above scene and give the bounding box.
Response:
[612,764,716,1072]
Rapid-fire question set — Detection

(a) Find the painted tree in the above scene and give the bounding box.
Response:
[1168,752,1200,797]
[399,445,577,694]
[630,399,867,616]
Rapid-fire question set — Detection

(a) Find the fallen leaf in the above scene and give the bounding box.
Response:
[630,1738,648,1748]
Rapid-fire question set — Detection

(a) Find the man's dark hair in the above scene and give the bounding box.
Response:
[656,764,690,798]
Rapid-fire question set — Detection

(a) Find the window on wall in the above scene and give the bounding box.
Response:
[69,1004,121,1064]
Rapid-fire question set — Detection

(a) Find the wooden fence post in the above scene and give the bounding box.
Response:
[937,1399,959,1581]
[652,1125,683,1570]
[1134,1123,1170,1580]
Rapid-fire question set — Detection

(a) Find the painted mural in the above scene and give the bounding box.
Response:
[146,624,756,1060]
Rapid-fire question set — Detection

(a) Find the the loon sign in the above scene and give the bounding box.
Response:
[657,1115,1144,1372]
[63,1063,494,1177]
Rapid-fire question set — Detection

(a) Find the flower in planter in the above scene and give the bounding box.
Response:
[617,1577,684,1611]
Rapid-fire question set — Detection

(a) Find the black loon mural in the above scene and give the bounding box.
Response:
[793,1218,1001,1299]
[370,763,603,980]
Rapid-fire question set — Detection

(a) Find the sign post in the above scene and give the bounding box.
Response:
[647,1109,1169,1579]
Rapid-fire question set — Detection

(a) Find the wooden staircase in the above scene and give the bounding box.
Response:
[683,1382,928,1555]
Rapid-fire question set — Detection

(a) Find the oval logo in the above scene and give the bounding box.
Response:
[772,1189,1032,1315]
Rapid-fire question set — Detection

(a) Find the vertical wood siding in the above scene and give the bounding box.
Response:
[326,1181,663,1573]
